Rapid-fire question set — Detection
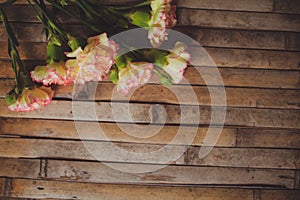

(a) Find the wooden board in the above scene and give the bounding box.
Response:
[0,178,4,197]
[237,129,300,149]
[1,47,300,71]
[0,118,237,147]
[0,138,298,169]
[1,99,299,129]
[186,147,300,169]
[1,67,299,89]
[0,158,40,179]
[8,179,254,200]
[1,80,300,109]
[1,118,299,149]
[178,9,300,32]
[46,160,296,189]
[259,189,300,200]
[182,28,300,51]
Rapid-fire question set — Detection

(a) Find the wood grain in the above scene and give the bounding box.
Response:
[1,99,299,128]
[259,189,300,200]
[237,129,300,149]
[1,67,299,89]
[0,137,298,169]
[182,28,300,51]
[0,178,4,197]
[178,9,300,32]
[1,79,299,109]
[9,179,254,200]
[0,118,236,147]
[0,158,40,179]
[186,147,300,169]
[46,160,296,189]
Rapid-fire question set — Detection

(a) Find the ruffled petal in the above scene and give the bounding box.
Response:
[117,62,153,94]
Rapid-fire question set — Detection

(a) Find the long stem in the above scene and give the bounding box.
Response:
[46,0,103,32]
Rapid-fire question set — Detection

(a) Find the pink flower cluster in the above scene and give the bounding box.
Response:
[66,33,119,84]
[148,0,177,47]
[8,86,54,112]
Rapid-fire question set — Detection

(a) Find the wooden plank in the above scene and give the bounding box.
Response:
[46,160,296,189]
[0,42,46,60]
[1,99,299,129]
[237,129,300,149]
[182,28,300,51]
[0,178,4,197]
[259,189,300,200]
[177,0,273,12]
[198,48,300,70]
[0,30,299,62]
[0,158,40,179]
[0,118,237,147]
[274,0,300,14]
[1,118,299,149]
[1,79,299,109]
[186,147,300,169]
[10,179,254,200]
[0,138,298,169]
[2,47,300,71]
[178,9,300,32]
[1,66,299,89]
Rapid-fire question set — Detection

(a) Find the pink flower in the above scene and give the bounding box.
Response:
[148,0,177,47]
[162,42,190,83]
[8,86,54,112]
[31,61,73,86]
[117,62,154,94]
[66,33,119,84]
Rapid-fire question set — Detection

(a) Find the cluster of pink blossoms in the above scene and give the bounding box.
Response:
[148,0,177,47]
[7,0,189,112]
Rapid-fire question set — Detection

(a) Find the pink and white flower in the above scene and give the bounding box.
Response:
[148,0,177,47]
[8,86,54,112]
[31,61,72,86]
[162,42,190,83]
[117,62,154,94]
[66,33,119,84]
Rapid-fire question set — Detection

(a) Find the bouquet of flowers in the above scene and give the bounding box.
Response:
[1,0,190,112]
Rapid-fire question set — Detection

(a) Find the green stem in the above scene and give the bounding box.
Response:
[29,0,68,40]
[46,0,103,32]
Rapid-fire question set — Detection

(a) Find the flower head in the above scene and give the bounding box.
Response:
[162,42,190,83]
[66,33,119,84]
[117,62,154,94]
[8,86,54,112]
[31,61,72,86]
[148,0,177,47]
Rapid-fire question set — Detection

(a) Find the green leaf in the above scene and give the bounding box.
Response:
[5,89,18,106]
[110,69,119,84]
[160,75,172,86]
[130,9,151,28]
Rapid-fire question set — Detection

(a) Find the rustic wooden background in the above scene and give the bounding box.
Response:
[0,0,300,199]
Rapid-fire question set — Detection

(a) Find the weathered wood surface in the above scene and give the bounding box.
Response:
[178,9,300,32]
[178,0,300,14]
[0,178,4,197]
[1,118,299,149]
[0,158,296,189]
[0,137,298,169]
[0,119,237,147]
[0,0,300,198]
[1,29,300,52]
[1,67,299,89]
[1,99,299,128]
[237,128,300,149]
[0,158,40,179]
[7,179,253,200]
[0,80,299,109]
